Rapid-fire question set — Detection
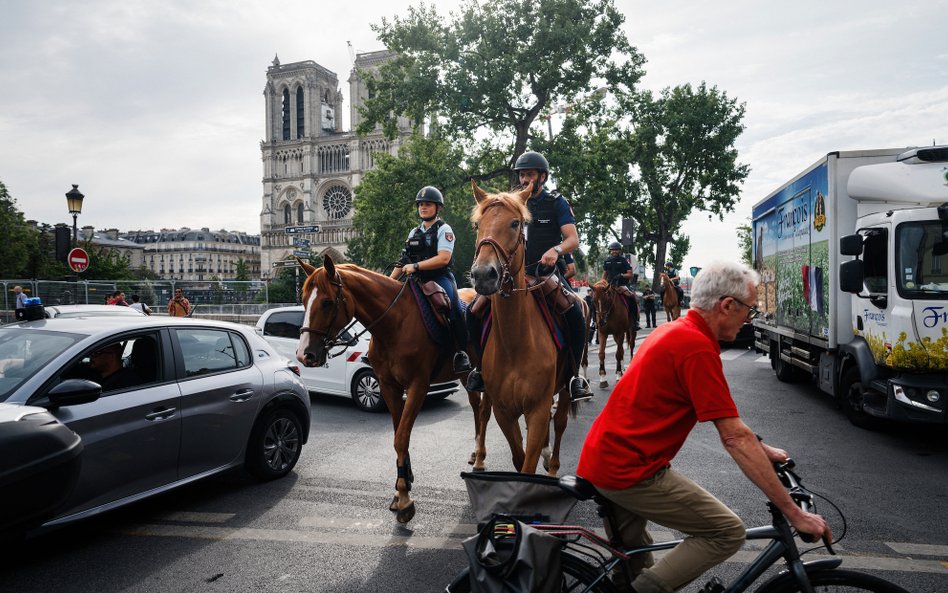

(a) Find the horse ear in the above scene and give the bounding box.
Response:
[514,185,532,204]
[471,179,489,203]
[323,254,336,277]
[296,257,316,276]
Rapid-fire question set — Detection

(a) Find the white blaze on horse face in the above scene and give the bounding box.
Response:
[296,285,320,363]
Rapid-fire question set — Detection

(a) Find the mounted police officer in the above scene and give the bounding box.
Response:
[664,260,684,304]
[465,151,592,402]
[601,241,641,330]
[391,186,472,374]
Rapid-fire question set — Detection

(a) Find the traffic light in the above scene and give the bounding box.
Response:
[689,266,702,277]
[55,225,71,262]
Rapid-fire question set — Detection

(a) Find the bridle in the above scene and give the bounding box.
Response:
[472,200,527,298]
[299,269,410,358]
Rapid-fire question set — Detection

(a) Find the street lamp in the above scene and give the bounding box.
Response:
[65,184,85,246]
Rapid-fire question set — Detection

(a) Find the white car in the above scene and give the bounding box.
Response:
[255,306,460,412]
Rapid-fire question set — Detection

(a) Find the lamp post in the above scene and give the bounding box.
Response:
[65,184,85,246]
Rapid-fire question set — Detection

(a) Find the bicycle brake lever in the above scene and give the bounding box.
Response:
[822,535,836,555]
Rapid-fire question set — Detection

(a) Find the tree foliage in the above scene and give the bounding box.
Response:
[358,0,644,186]
[0,180,36,278]
[736,221,753,266]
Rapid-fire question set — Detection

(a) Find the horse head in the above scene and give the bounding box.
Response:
[591,279,614,321]
[296,254,355,368]
[469,180,532,296]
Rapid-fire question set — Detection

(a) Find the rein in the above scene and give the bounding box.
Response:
[473,200,552,297]
[300,271,411,359]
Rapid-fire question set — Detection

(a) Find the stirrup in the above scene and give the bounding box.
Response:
[570,376,593,402]
[465,368,484,392]
[453,351,472,374]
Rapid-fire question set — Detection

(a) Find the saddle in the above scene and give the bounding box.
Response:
[526,273,577,315]
[418,280,451,317]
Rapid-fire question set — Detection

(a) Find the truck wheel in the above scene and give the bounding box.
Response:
[774,342,797,382]
[839,367,883,429]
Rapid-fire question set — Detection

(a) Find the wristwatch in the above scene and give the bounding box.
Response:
[553,245,563,255]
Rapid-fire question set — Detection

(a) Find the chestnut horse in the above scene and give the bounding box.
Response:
[469,181,579,475]
[295,256,489,523]
[660,272,682,321]
[590,279,636,388]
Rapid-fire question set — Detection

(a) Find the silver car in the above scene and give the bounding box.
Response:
[0,314,310,532]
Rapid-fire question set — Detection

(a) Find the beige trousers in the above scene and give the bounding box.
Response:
[597,467,745,593]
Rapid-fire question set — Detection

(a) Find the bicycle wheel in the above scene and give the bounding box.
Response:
[755,568,910,593]
[447,552,618,593]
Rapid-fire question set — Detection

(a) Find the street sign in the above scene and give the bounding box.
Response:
[690,266,702,277]
[293,238,311,247]
[67,247,89,273]
[621,218,634,246]
[271,260,298,268]
[285,225,320,234]
[293,250,311,258]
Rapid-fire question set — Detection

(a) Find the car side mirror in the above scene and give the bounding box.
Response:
[839,260,865,294]
[47,379,102,408]
[839,234,864,256]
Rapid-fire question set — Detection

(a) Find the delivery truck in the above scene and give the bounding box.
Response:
[752,145,948,427]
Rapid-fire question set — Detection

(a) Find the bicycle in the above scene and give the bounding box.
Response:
[447,461,909,593]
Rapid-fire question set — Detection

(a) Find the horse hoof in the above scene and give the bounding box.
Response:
[389,495,399,513]
[599,380,609,389]
[468,452,476,465]
[472,466,486,472]
[396,501,416,524]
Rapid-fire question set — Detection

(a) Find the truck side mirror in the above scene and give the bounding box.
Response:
[839,260,865,293]
[839,234,864,256]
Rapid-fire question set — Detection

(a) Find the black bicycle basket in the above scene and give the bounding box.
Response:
[461,471,578,525]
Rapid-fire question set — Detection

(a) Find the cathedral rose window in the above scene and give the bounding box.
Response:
[323,185,352,219]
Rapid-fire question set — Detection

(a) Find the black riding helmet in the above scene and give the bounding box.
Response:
[608,241,622,251]
[513,151,550,173]
[416,186,444,205]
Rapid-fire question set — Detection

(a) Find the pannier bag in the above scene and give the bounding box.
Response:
[460,471,578,526]
[462,514,563,593]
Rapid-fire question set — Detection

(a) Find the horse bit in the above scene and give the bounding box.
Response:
[473,200,527,298]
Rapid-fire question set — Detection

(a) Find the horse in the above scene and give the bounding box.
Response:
[590,279,636,388]
[660,272,682,321]
[295,256,489,523]
[469,181,580,475]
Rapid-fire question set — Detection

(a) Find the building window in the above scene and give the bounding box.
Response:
[284,205,291,224]
[296,87,304,138]
[282,89,291,141]
[323,185,353,220]
[297,203,304,224]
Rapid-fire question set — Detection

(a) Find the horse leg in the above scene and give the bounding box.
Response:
[520,405,551,474]
[389,385,427,524]
[468,390,490,471]
[598,330,608,389]
[615,332,624,380]
[493,407,526,471]
[547,388,571,477]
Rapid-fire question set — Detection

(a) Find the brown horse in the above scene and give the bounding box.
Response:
[590,279,636,388]
[295,256,489,523]
[469,181,578,475]
[660,272,682,321]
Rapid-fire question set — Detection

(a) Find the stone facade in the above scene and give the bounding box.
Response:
[259,51,412,274]
[122,228,261,281]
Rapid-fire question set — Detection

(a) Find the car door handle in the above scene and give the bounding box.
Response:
[229,389,255,402]
[145,407,176,421]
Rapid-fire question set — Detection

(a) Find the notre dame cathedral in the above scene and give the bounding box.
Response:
[259,51,411,273]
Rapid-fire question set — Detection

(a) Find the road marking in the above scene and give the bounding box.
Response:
[886,542,948,556]
[720,349,748,361]
[159,511,235,523]
[117,523,948,574]
[755,355,770,364]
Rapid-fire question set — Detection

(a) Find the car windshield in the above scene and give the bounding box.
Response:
[0,329,82,401]
[897,221,948,298]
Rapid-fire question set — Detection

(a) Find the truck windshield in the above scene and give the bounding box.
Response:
[897,221,948,299]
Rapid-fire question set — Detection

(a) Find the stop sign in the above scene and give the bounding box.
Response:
[68,247,90,273]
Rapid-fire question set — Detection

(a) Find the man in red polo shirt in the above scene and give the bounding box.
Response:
[577,261,830,593]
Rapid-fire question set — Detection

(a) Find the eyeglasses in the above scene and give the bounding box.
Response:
[720,295,761,320]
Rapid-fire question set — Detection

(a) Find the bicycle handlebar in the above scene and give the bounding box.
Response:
[774,460,834,552]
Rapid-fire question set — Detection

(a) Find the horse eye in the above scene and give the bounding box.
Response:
[510,220,520,230]
[320,299,333,310]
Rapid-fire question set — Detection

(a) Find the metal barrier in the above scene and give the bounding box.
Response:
[3,279,273,309]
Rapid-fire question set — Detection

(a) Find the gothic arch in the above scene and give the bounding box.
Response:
[314,245,347,263]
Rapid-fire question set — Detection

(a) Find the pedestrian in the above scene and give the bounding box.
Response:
[601,241,641,330]
[641,286,657,328]
[109,290,129,306]
[466,151,592,401]
[13,285,28,310]
[167,288,192,317]
[129,294,152,316]
[577,261,830,593]
[390,186,472,375]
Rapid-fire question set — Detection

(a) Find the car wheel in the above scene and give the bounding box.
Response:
[838,367,883,429]
[245,408,303,480]
[351,368,386,412]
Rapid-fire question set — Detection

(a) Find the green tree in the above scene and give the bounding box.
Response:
[668,235,691,272]
[348,133,478,284]
[736,221,753,266]
[234,258,250,282]
[0,180,37,278]
[358,0,644,187]
[87,241,134,280]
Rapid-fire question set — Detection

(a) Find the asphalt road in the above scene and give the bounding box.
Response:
[3,324,947,592]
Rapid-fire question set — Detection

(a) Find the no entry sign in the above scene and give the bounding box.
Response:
[68,247,90,273]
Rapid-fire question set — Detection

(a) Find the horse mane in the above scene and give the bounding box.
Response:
[470,192,533,225]
[593,279,609,290]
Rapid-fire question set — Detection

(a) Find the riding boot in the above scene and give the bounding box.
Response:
[565,301,593,402]
[448,313,472,373]
[464,306,485,391]
[630,299,641,331]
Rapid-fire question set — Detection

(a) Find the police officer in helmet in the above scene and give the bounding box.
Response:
[392,186,472,374]
[601,241,641,330]
[664,260,684,304]
[465,150,593,402]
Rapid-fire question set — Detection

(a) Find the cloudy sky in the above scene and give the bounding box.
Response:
[2,0,947,268]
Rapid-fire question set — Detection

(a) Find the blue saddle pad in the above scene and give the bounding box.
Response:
[409,280,451,347]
